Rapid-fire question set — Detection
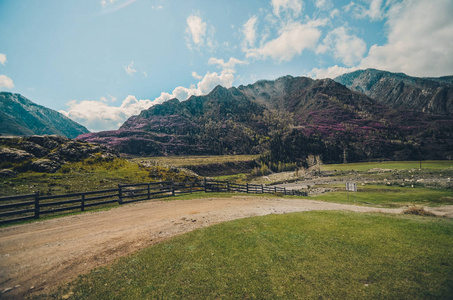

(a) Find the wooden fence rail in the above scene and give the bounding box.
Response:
[0,180,307,225]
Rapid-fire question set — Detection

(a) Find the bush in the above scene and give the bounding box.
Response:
[403,206,436,217]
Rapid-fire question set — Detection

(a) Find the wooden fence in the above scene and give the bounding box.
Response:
[0,180,307,225]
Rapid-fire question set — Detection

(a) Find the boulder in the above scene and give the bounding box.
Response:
[0,169,17,177]
[20,141,49,158]
[0,147,34,162]
[30,159,61,173]
[25,135,69,150]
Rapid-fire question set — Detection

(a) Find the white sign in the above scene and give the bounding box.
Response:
[346,182,357,192]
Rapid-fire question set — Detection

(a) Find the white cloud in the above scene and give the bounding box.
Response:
[353,0,385,20]
[242,16,258,49]
[0,75,14,89]
[0,53,6,65]
[186,14,206,46]
[314,0,332,10]
[343,1,355,12]
[312,0,453,79]
[317,26,367,66]
[124,61,137,76]
[246,19,327,62]
[330,8,340,18]
[208,57,247,69]
[101,0,117,8]
[271,0,303,17]
[359,0,453,76]
[100,95,117,103]
[192,71,203,80]
[61,95,154,132]
[308,65,357,79]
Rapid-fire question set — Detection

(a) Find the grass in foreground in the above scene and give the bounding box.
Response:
[310,184,453,207]
[39,211,453,299]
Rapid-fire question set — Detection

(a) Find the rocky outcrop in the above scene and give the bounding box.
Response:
[30,159,61,173]
[0,147,35,163]
[0,169,17,178]
[0,135,119,173]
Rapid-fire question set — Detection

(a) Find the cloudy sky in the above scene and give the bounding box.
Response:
[1,0,452,132]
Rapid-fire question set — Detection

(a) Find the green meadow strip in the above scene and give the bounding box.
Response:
[310,184,453,207]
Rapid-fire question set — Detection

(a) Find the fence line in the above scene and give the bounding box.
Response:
[0,180,307,225]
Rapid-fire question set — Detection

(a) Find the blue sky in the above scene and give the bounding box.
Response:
[1,0,452,132]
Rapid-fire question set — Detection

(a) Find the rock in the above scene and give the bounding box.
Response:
[30,158,61,173]
[0,147,34,162]
[20,141,49,157]
[0,169,17,177]
[26,135,69,150]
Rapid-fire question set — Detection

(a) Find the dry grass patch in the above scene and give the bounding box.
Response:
[404,206,437,217]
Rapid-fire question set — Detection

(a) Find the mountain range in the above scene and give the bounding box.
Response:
[78,69,453,163]
[2,69,452,164]
[0,92,89,139]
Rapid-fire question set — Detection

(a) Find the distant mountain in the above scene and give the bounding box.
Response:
[335,69,453,115]
[78,75,453,163]
[0,92,89,138]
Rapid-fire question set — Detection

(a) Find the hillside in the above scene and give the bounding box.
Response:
[334,69,453,115]
[0,135,118,174]
[78,74,453,163]
[0,92,90,138]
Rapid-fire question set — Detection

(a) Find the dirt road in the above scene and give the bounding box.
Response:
[0,196,451,299]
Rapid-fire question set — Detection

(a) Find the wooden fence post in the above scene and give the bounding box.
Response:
[34,192,40,219]
[204,178,207,192]
[227,181,230,192]
[284,187,286,195]
[81,194,85,212]
[246,183,249,194]
[172,181,175,196]
[118,184,123,205]
[147,183,151,200]
[274,186,277,193]
[261,184,264,194]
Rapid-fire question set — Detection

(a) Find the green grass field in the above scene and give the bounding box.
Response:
[310,184,453,207]
[320,160,453,172]
[38,211,453,300]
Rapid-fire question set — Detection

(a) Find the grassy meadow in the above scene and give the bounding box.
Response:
[320,160,453,172]
[37,211,453,299]
[309,184,453,207]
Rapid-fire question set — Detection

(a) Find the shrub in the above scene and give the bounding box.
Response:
[403,206,436,217]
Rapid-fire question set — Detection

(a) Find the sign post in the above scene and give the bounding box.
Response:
[346,182,357,203]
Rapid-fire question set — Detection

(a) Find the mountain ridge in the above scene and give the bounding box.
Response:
[0,92,90,139]
[334,68,453,115]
